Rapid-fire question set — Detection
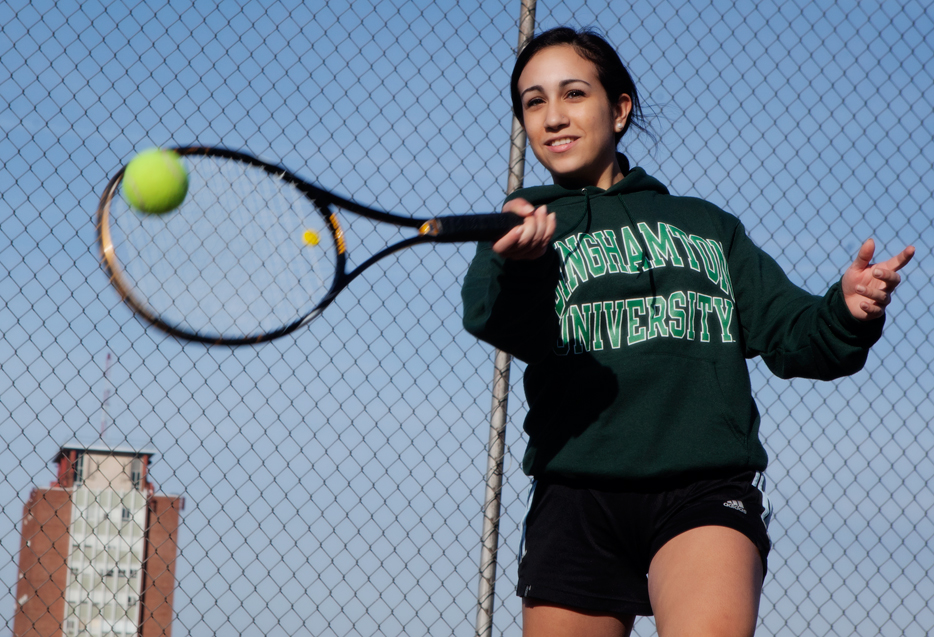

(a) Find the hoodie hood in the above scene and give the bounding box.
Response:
[506,154,670,207]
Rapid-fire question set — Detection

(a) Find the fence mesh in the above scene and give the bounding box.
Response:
[2,1,932,636]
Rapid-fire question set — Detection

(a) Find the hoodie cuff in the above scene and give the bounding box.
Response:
[827,280,885,344]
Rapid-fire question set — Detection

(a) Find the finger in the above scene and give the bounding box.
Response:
[855,284,891,305]
[501,198,537,217]
[881,245,916,272]
[521,213,553,256]
[493,208,555,259]
[529,206,550,246]
[517,214,540,247]
[860,301,884,320]
[851,238,875,270]
[871,267,901,290]
[492,225,523,254]
[501,218,539,260]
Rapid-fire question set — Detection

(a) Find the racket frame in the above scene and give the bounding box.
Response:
[97,146,517,345]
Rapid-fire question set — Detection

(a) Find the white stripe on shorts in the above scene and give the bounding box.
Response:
[753,471,773,530]
[518,479,538,562]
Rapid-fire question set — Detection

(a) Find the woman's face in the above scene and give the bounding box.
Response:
[517,45,631,190]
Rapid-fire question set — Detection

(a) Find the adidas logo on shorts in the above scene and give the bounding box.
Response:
[723,499,746,513]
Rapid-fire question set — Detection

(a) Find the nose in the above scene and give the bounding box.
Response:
[544,101,569,131]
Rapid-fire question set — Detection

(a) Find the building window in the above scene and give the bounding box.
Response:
[73,453,85,485]
[130,458,142,488]
[121,507,132,523]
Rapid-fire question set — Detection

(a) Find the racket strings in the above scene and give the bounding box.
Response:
[109,155,337,339]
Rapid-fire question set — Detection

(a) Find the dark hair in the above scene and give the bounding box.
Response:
[510,27,647,143]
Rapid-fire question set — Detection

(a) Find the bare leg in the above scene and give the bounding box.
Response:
[648,526,763,637]
[522,599,635,637]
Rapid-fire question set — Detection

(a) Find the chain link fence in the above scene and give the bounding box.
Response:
[2,0,932,635]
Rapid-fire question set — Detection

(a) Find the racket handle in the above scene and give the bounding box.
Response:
[419,213,523,242]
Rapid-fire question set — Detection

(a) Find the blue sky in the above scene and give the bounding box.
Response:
[1,1,933,635]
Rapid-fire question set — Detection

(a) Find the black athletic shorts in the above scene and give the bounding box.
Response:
[516,470,772,616]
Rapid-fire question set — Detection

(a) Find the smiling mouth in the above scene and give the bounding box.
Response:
[545,137,577,149]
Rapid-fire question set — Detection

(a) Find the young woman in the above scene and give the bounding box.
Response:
[461,27,914,637]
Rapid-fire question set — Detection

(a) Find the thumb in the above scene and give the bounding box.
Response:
[851,238,875,271]
[502,198,536,217]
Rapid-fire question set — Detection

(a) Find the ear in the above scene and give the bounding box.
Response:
[614,94,633,132]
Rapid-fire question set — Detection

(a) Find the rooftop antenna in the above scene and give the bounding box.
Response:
[100,352,112,439]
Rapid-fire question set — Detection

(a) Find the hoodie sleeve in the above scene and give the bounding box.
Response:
[727,219,884,380]
[461,241,561,364]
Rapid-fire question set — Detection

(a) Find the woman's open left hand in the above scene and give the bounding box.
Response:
[842,239,915,321]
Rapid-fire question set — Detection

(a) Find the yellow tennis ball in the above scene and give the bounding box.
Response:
[122,148,189,214]
[302,229,320,246]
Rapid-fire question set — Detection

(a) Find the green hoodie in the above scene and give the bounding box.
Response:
[462,162,883,483]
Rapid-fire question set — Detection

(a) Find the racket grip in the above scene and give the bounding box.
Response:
[419,213,523,242]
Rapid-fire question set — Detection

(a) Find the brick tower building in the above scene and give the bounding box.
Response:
[13,440,184,637]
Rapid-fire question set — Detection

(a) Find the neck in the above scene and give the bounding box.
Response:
[554,154,625,190]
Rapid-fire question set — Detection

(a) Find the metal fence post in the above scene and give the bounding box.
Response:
[474,2,537,636]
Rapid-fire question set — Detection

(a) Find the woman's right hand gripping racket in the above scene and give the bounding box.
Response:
[96,146,521,345]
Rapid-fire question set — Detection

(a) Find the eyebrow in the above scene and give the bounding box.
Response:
[520,78,592,99]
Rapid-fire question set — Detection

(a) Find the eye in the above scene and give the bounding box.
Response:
[524,96,544,109]
[566,89,586,99]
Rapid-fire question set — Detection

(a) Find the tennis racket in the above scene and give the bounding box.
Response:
[96,146,521,345]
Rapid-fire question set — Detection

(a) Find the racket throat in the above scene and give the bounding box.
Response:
[418,219,441,237]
